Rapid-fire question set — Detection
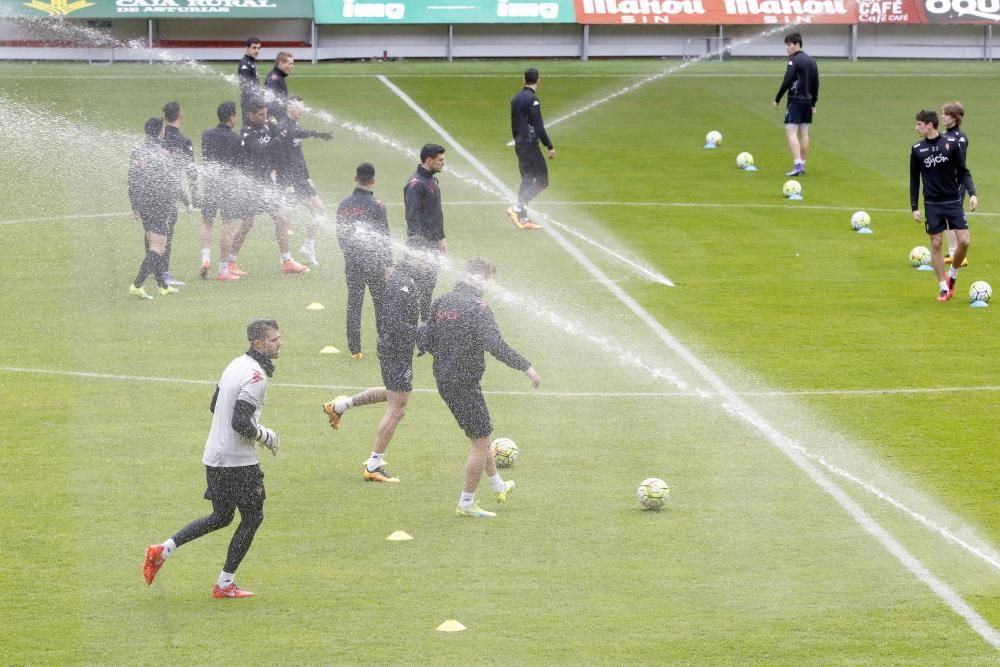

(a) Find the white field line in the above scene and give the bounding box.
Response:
[375,75,673,287]
[377,76,1000,648]
[4,365,999,399]
[6,202,998,227]
[11,73,994,81]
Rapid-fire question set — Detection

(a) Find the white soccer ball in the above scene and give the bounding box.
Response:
[909,246,931,267]
[706,130,722,146]
[736,152,754,169]
[782,179,802,197]
[636,477,670,511]
[850,211,871,230]
[969,280,992,303]
[490,437,519,468]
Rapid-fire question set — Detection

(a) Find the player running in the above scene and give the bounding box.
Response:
[507,67,553,231]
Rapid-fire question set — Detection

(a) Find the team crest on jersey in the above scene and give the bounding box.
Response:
[251,370,264,384]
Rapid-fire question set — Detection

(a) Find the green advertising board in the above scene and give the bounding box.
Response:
[313,0,576,24]
[5,0,313,19]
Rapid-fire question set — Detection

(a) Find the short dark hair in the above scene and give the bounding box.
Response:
[942,101,965,126]
[246,37,261,48]
[276,51,293,63]
[420,143,445,162]
[916,109,939,128]
[247,318,279,342]
[465,256,496,280]
[356,162,375,184]
[288,95,304,103]
[162,101,181,122]
[784,32,802,46]
[216,101,236,123]
[144,117,162,138]
[524,68,539,85]
[246,95,268,113]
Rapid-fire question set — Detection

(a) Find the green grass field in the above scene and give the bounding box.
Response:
[2,57,1000,665]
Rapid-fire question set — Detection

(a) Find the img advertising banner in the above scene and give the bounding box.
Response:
[313,0,576,24]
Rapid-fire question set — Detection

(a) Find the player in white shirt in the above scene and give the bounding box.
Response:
[143,319,281,599]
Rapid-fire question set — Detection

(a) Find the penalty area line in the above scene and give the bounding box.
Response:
[377,76,1000,649]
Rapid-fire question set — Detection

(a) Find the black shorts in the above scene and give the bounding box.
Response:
[379,353,413,393]
[924,202,968,236]
[515,142,548,182]
[784,101,813,125]
[437,380,492,440]
[138,206,177,235]
[203,464,266,506]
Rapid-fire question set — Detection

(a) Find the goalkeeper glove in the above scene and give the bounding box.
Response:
[311,131,333,141]
[255,425,280,456]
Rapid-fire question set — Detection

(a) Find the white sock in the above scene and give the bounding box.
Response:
[302,238,315,252]
[512,203,523,214]
[948,247,956,257]
[459,491,475,508]
[489,474,506,493]
[940,280,949,291]
[217,570,234,588]
[335,397,353,414]
[948,267,959,279]
[161,538,176,559]
[227,253,237,262]
[218,261,229,275]
[366,452,384,472]
[280,252,292,262]
[201,248,210,263]
[795,159,804,166]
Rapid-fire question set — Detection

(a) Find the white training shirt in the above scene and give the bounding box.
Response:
[202,353,268,467]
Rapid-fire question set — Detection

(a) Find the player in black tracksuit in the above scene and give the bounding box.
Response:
[274,97,332,265]
[199,101,245,281]
[773,32,819,177]
[157,101,196,286]
[910,109,977,302]
[263,52,294,122]
[336,163,392,358]
[404,144,447,323]
[127,118,181,299]
[229,98,309,274]
[421,257,540,518]
[507,67,554,230]
[237,38,261,125]
[941,101,972,266]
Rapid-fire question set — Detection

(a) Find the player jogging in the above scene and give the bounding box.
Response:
[507,67,553,231]
[199,101,244,281]
[404,144,447,323]
[143,318,283,598]
[773,32,818,177]
[237,37,261,125]
[421,257,541,518]
[909,109,977,302]
[263,52,294,122]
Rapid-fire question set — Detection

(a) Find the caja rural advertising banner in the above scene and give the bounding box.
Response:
[313,0,576,24]
[6,0,313,18]
[572,0,1000,23]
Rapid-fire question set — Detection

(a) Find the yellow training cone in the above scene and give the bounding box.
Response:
[306,302,325,310]
[320,346,340,354]
[436,620,466,632]
[386,531,413,541]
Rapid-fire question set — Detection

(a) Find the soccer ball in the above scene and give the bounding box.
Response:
[909,246,931,267]
[636,477,670,511]
[782,179,802,197]
[850,211,871,230]
[490,437,519,467]
[706,130,722,146]
[969,280,992,303]
[736,152,754,169]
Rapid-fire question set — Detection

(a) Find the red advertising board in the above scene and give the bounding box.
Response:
[573,0,995,24]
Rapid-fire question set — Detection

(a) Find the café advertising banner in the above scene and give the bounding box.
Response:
[7,0,313,18]
[313,0,576,24]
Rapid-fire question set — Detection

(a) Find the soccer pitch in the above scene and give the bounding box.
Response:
[2,57,1000,664]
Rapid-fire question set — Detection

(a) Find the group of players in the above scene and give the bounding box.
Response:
[773,33,978,302]
[140,41,553,597]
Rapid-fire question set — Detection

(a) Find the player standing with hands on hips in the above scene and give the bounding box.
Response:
[142,319,283,598]
[773,32,818,177]
[507,67,553,231]
[910,109,977,302]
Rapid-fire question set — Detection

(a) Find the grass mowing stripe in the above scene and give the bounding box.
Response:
[379,74,1000,648]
